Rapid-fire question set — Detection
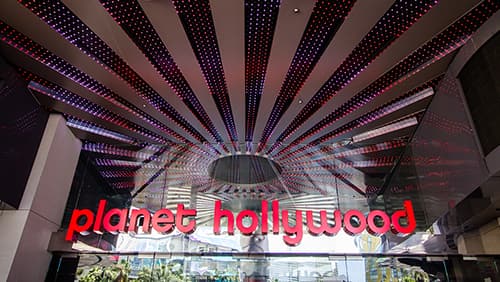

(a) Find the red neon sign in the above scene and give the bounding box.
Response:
[66,200,416,246]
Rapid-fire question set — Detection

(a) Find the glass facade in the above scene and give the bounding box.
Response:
[0,0,499,281]
[71,254,500,282]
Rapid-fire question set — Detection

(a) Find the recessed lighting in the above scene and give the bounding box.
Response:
[293,8,300,13]
[298,99,303,104]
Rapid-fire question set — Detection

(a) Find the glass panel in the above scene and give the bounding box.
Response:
[72,254,500,281]
[60,73,490,258]
[62,140,468,255]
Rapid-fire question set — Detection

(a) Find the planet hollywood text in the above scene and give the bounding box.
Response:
[66,200,416,246]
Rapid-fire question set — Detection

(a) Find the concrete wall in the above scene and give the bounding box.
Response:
[0,114,81,282]
[479,218,500,255]
[457,217,500,255]
[0,210,28,280]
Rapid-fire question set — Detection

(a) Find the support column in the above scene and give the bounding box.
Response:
[0,114,81,282]
[457,217,500,255]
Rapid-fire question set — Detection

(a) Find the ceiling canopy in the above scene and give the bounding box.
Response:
[0,0,498,210]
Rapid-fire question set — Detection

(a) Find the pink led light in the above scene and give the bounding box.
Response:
[244,0,281,143]
[352,117,418,143]
[272,0,439,148]
[268,0,499,156]
[95,158,164,169]
[276,80,439,164]
[17,1,215,148]
[98,0,225,146]
[66,118,136,144]
[173,0,238,144]
[26,79,170,144]
[257,0,356,152]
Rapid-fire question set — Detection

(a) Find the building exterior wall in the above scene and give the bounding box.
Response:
[0,114,81,281]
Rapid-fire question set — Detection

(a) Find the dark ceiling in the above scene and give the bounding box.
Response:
[0,0,498,215]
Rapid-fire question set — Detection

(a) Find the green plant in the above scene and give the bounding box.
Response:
[78,259,132,282]
[78,266,118,282]
[132,262,184,282]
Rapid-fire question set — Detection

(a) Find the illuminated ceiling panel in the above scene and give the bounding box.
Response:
[0,0,498,208]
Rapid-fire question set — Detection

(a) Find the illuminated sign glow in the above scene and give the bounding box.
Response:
[66,200,416,246]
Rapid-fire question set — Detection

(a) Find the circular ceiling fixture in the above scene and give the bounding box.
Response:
[208,155,282,185]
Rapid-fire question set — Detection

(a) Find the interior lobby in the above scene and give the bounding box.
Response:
[0,0,499,281]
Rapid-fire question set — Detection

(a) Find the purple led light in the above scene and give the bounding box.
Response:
[270,0,499,156]
[244,0,280,143]
[173,0,238,143]
[352,117,418,143]
[0,22,221,151]
[26,78,170,144]
[66,117,136,144]
[18,0,211,146]
[82,142,170,162]
[257,0,356,152]
[99,170,154,178]
[95,158,163,169]
[274,0,438,145]
[98,0,225,145]
[277,78,441,163]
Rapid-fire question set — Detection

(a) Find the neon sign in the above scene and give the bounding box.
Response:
[66,200,416,246]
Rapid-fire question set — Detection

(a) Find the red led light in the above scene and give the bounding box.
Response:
[98,0,225,146]
[272,0,499,157]
[18,0,215,147]
[257,0,356,152]
[244,0,281,144]
[173,0,238,144]
[274,0,439,146]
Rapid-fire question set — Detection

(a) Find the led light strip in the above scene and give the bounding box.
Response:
[423,112,473,135]
[257,0,356,151]
[167,159,212,169]
[98,0,225,145]
[136,146,170,167]
[158,150,214,168]
[82,142,159,161]
[0,22,222,153]
[111,182,138,189]
[270,0,500,155]
[286,157,398,169]
[173,0,238,143]
[167,143,218,162]
[26,79,170,144]
[95,158,163,169]
[287,173,354,180]
[277,79,439,163]
[352,117,418,143]
[66,117,136,144]
[273,0,439,146]
[244,0,281,143]
[289,140,407,168]
[336,139,406,158]
[18,0,212,146]
[125,168,167,191]
[99,170,158,178]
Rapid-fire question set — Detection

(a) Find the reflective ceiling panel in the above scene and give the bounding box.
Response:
[0,0,499,213]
